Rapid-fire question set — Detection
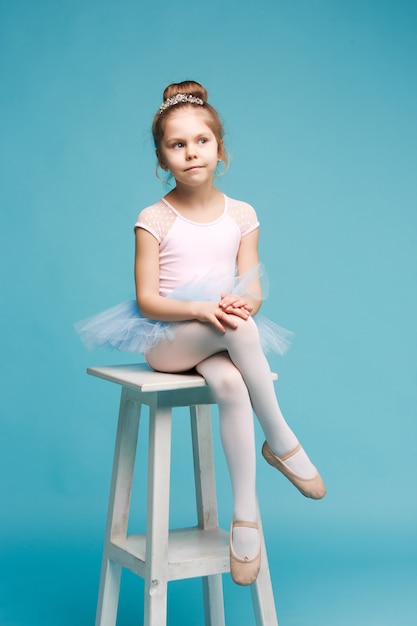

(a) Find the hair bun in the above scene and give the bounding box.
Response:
[163,80,208,103]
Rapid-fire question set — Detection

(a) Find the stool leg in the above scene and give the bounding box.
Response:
[144,401,172,626]
[190,405,226,626]
[190,404,218,529]
[96,388,141,626]
[202,575,226,626]
[95,560,122,626]
[251,518,279,626]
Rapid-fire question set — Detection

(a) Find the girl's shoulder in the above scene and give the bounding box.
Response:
[226,196,260,236]
[134,199,176,242]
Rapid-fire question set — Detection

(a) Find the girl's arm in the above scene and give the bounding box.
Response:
[134,228,248,332]
[220,228,262,317]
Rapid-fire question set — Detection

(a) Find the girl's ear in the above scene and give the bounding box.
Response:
[217,140,225,162]
[156,150,168,171]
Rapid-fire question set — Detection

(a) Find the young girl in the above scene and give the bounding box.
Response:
[77,80,326,587]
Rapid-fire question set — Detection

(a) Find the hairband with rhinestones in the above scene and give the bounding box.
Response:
[158,94,204,115]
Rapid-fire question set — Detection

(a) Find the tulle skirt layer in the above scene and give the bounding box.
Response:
[75,300,294,356]
[75,300,175,354]
[75,266,294,356]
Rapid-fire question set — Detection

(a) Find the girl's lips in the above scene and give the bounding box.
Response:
[185,165,203,172]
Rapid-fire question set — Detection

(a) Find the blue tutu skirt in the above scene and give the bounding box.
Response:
[74,267,294,356]
[75,300,293,356]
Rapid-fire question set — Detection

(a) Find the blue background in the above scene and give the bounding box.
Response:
[1,1,416,624]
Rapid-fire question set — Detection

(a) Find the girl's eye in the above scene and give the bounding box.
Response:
[173,142,184,149]
[199,137,207,144]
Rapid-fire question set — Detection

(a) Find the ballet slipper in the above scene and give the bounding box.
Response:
[262,441,326,500]
[229,521,261,586]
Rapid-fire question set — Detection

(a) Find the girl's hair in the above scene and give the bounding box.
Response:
[152,80,228,172]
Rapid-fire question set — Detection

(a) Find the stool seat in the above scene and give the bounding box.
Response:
[88,363,218,391]
[88,363,279,626]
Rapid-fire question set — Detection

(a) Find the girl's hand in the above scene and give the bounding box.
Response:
[192,301,247,332]
[219,294,253,317]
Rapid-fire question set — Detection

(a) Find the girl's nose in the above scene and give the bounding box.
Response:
[186,145,198,159]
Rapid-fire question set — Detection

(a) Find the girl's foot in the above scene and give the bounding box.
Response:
[232,524,259,560]
[230,521,261,586]
[262,441,326,499]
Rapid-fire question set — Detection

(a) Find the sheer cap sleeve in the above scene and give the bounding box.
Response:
[134,200,176,243]
[227,198,260,236]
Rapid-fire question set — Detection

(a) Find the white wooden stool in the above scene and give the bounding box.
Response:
[87,363,279,626]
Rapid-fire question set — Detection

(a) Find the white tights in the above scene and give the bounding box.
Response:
[146,316,315,558]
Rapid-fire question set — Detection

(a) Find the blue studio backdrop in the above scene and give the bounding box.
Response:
[1,1,416,625]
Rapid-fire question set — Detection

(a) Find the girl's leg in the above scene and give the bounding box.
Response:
[149,340,260,557]
[195,353,259,559]
[147,317,316,477]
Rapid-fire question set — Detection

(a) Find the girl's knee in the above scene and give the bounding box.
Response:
[223,363,246,387]
[206,362,246,400]
[227,316,260,346]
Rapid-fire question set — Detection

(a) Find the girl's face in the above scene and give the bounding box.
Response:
[157,108,223,189]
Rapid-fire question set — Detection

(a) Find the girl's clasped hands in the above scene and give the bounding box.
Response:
[193,295,253,332]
